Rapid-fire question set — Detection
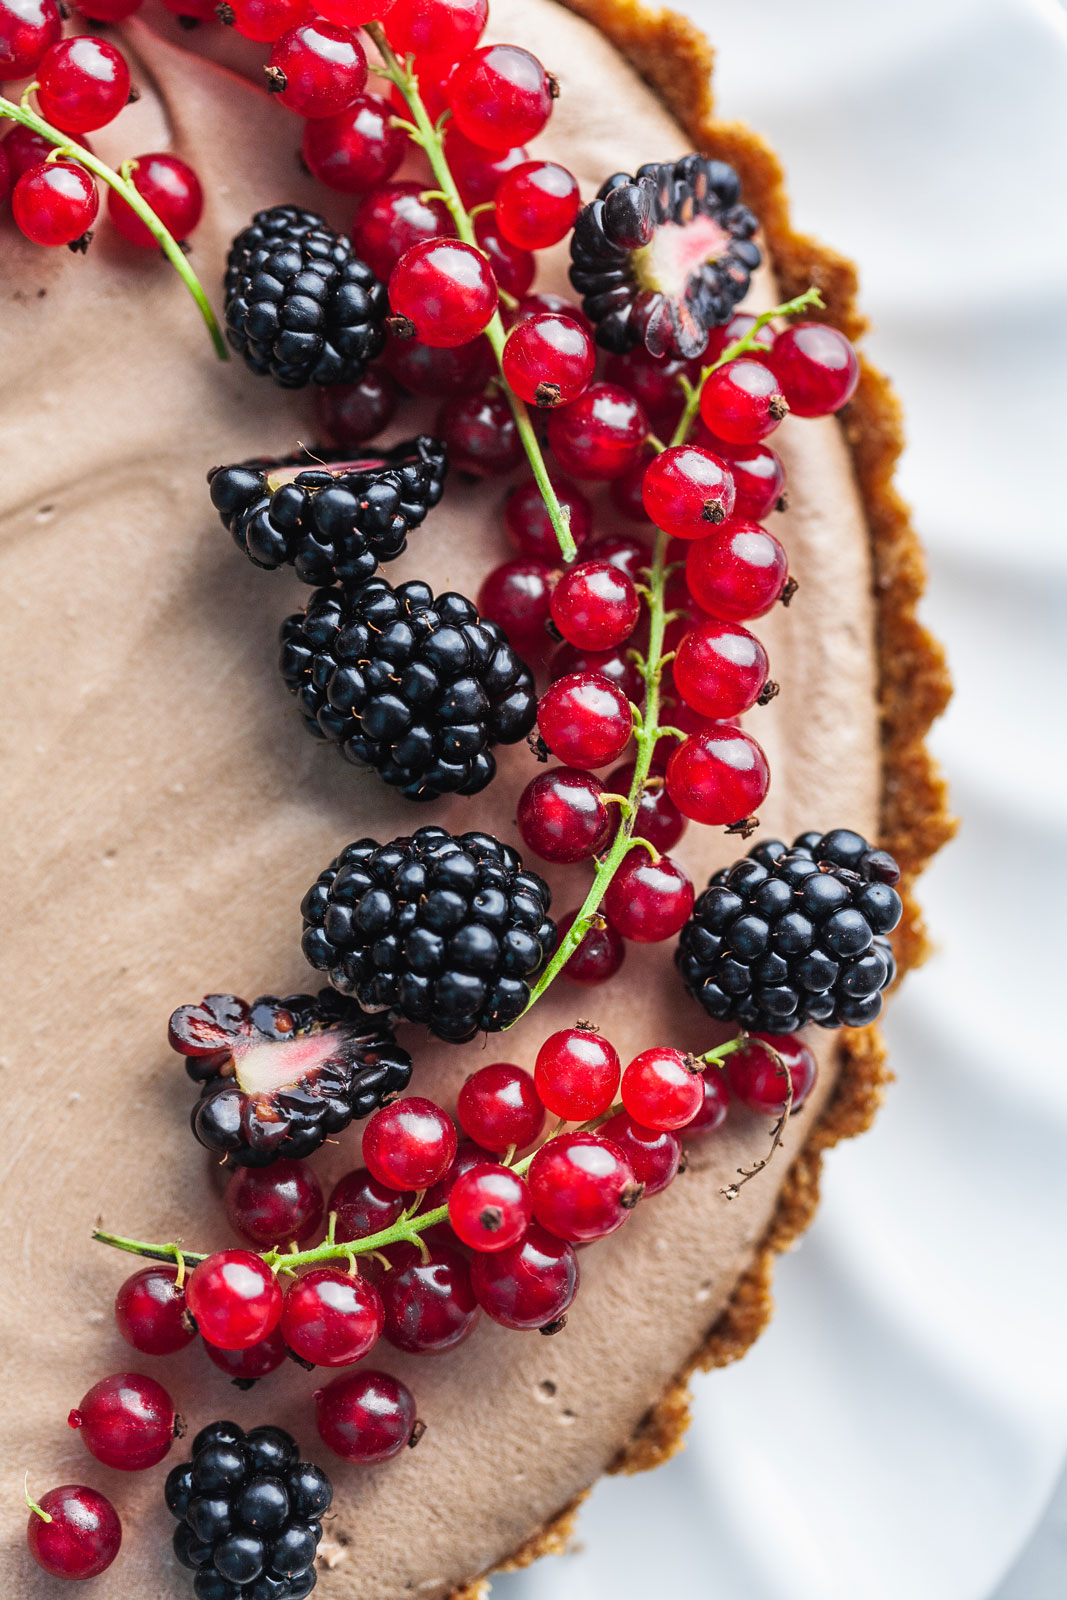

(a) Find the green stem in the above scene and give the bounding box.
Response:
[0,95,228,361]
[366,26,576,563]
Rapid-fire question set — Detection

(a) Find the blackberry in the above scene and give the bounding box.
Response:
[224,205,387,388]
[676,829,903,1033]
[169,990,412,1168]
[569,155,761,359]
[301,826,556,1043]
[207,435,448,587]
[165,1422,330,1599]
[280,576,538,802]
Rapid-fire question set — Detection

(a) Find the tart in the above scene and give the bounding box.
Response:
[0,0,951,1595]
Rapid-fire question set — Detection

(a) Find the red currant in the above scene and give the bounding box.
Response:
[548,383,649,480]
[604,762,686,852]
[505,474,592,561]
[685,1065,730,1135]
[699,358,788,444]
[470,1223,578,1329]
[494,159,580,249]
[603,348,693,430]
[363,1096,458,1191]
[386,0,486,61]
[315,1369,418,1461]
[769,322,859,416]
[703,310,774,365]
[652,698,723,769]
[641,444,736,539]
[696,428,786,521]
[673,619,770,719]
[314,0,392,24]
[447,44,554,152]
[536,671,633,769]
[528,1132,639,1241]
[474,210,534,298]
[26,1485,121,1579]
[422,1138,495,1209]
[384,328,491,397]
[444,124,527,205]
[589,532,652,584]
[204,1325,291,1381]
[549,558,639,651]
[665,725,771,826]
[380,1240,479,1352]
[549,641,643,705]
[315,367,399,446]
[114,1266,194,1357]
[352,181,452,280]
[449,1162,532,1251]
[598,1111,680,1195]
[502,313,595,409]
[478,557,554,650]
[0,0,61,81]
[221,0,309,42]
[457,1063,545,1153]
[517,767,612,864]
[726,1031,817,1113]
[281,1267,383,1366]
[330,1165,411,1242]
[185,1250,283,1351]
[390,237,497,347]
[621,1046,703,1130]
[267,21,367,119]
[685,521,788,621]
[513,290,592,334]
[13,161,97,247]
[604,851,693,943]
[301,94,404,192]
[224,1160,324,1248]
[68,1373,175,1471]
[534,1025,620,1120]
[437,388,521,476]
[36,36,130,133]
[609,445,655,521]
[2,124,91,184]
[556,911,625,986]
[107,152,203,246]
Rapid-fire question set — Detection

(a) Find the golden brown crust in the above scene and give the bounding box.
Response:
[454,0,955,1572]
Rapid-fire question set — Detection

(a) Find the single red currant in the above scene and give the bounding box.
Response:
[220,0,310,43]
[449,1162,532,1252]
[13,161,98,247]
[470,1223,578,1329]
[457,1063,545,1153]
[281,1268,383,1366]
[384,328,492,397]
[330,1165,412,1242]
[0,0,61,82]
[301,94,404,192]
[494,159,581,249]
[528,1132,639,1241]
[696,428,786,521]
[473,210,534,298]
[107,152,203,246]
[204,1325,291,1381]
[114,1266,195,1356]
[603,348,694,430]
[609,445,655,522]
[726,1032,817,1113]
[352,181,453,280]
[444,124,527,206]
[380,1240,479,1352]
[386,0,486,61]
[26,1485,121,1579]
[478,557,554,651]
[267,21,367,119]
[536,671,633,769]
[685,522,789,621]
[589,532,652,583]
[665,725,771,826]
[685,1065,730,1135]
[505,474,592,561]
[641,444,736,539]
[768,322,859,416]
[502,313,596,409]
[548,383,649,480]
[447,44,554,151]
[363,1096,458,1191]
[185,1250,284,1351]
[556,911,626,986]
[437,388,521,476]
[673,619,770,719]
[549,558,639,651]
[224,1160,325,1248]
[604,851,694,943]
[703,310,774,365]
[534,1025,620,1120]
[598,1111,680,1195]
[389,238,497,348]
[315,367,399,446]
[2,125,91,184]
[315,1369,418,1461]
[36,36,131,133]
[699,358,789,444]
[517,767,612,864]
[549,641,643,705]
[68,1373,176,1471]
[621,1046,704,1130]
[604,762,686,853]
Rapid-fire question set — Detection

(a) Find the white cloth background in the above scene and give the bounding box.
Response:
[497,1,1067,1595]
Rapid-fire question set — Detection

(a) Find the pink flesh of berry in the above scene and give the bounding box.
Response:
[517,767,612,865]
[390,237,497,347]
[665,725,771,826]
[204,1325,291,1380]
[557,910,626,986]
[478,558,554,652]
[379,1240,479,1352]
[502,313,595,408]
[548,383,649,481]
[114,1266,195,1356]
[13,162,97,247]
[0,0,60,78]
[447,44,553,151]
[386,0,486,61]
[685,1065,730,1135]
[685,521,788,621]
[352,181,453,280]
[769,321,860,416]
[527,1132,639,1241]
[301,94,405,192]
[457,1063,545,1153]
[223,0,311,43]
[362,1096,458,1191]
[598,1111,680,1195]
[268,21,367,118]
[224,1159,325,1248]
[437,388,522,476]
[673,619,770,719]
[536,671,633,769]
[505,474,592,561]
[67,1373,175,1471]
[107,153,203,247]
[314,1368,417,1461]
[604,851,694,943]
[26,1485,121,1579]
[699,358,789,444]
[474,210,534,298]
[315,368,400,446]
[469,1223,578,1328]
[549,558,639,651]
[281,1267,383,1366]
[534,1026,620,1120]
[641,444,736,539]
[185,1250,284,1351]
[329,1164,412,1242]
[605,760,686,853]
[448,1163,532,1251]
[549,640,644,706]
[621,1046,704,1130]
[444,124,527,205]
[36,35,130,133]
[726,1031,817,1113]
[495,159,581,250]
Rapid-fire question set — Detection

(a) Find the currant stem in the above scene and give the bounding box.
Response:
[0,96,228,361]
[24,1475,52,1523]
[365,25,577,563]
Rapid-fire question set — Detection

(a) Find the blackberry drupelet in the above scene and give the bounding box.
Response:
[301,826,556,1042]
[569,155,761,359]
[224,205,387,388]
[676,829,902,1033]
[170,991,412,1168]
[166,1421,330,1599]
[208,436,448,586]
[279,577,538,801]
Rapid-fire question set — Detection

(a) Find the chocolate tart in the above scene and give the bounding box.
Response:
[0,0,951,1595]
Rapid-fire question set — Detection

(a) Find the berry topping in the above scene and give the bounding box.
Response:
[266,20,367,119]
[379,1240,480,1352]
[437,387,523,476]
[556,910,626,986]
[351,180,453,281]
[385,0,487,61]
[517,767,613,864]
[699,358,788,444]
[224,1160,325,1248]
[363,1096,458,1190]
[315,368,400,447]
[768,321,859,416]
[446,44,555,151]
[641,444,736,538]
[457,1062,545,1152]
[698,431,786,521]
[550,559,640,650]
[495,160,581,250]
[26,1484,121,1580]
[301,93,406,192]
[684,521,789,621]
[603,851,694,942]
[448,1162,532,1251]
[502,313,596,408]
[469,1223,578,1329]
[534,1025,621,1120]
[329,1165,411,1242]
[684,1064,731,1135]
[389,237,498,347]
[36,36,131,133]
[12,161,97,249]
[527,1132,639,1241]
[505,474,593,561]
[665,724,771,827]
[478,557,555,652]
[547,382,649,480]
[281,1267,384,1365]
[672,619,770,719]
[604,761,687,853]
[218,0,311,43]
[535,671,634,769]
[115,1266,195,1356]
[726,1031,817,1113]
[620,1046,704,1130]
[186,1252,284,1351]
[314,1369,418,1461]
[204,1326,293,1385]
[598,1112,681,1195]
[0,0,61,80]
[107,152,203,247]
[68,1372,176,1470]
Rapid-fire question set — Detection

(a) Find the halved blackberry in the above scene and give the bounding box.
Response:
[569,155,761,358]
[280,576,538,801]
[170,990,412,1167]
[301,826,556,1043]
[676,829,903,1033]
[208,436,448,587]
[224,204,387,388]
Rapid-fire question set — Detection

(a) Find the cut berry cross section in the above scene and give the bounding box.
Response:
[208,434,447,586]
[569,154,761,358]
[301,826,556,1042]
[170,989,412,1166]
